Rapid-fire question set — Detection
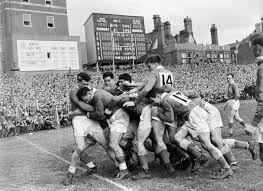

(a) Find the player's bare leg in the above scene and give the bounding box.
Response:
[210,127,239,171]
[198,132,233,179]
[63,136,95,186]
[174,127,204,172]
[152,119,175,175]
[228,109,236,137]
[224,138,257,160]
[109,132,130,179]
[132,105,152,180]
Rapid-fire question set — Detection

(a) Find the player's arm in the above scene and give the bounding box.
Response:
[157,99,175,123]
[70,89,94,112]
[88,95,106,121]
[134,74,156,104]
[233,84,240,100]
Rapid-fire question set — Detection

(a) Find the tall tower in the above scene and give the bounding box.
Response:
[164,21,172,38]
[210,24,218,45]
[153,14,161,31]
[184,16,193,34]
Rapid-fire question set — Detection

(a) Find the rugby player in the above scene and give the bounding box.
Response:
[147,89,234,179]
[123,54,176,175]
[62,73,117,186]
[225,73,248,136]
[78,87,132,179]
[247,32,263,164]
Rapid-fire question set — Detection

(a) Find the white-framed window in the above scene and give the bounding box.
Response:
[45,0,52,5]
[21,0,30,3]
[23,13,32,27]
[46,16,55,28]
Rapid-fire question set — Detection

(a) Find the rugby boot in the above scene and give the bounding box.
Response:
[116,169,130,180]
[131,168,152,181]
[164,163,175,175]
[191,156,203,173]
[85,165,97,175]
[248,141,257,160]
[211,168,233,179]
[62,172,74,186]
[180,156,192,170]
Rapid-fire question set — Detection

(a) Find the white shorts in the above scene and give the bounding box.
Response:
[204,103,224,131]
[72,115,103,137]
[138,105,152,131]
[182,106,210,138]
[226,99,240,111]
[108,108,130,133]
[152,116,177,128]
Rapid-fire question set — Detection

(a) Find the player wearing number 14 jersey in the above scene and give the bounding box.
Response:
[123,54,176,176]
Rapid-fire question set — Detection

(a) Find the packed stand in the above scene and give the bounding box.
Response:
[0,61,257,138]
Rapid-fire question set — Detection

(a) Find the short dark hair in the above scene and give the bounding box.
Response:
[144,54,161,64]
[146,88,164,99]
[77,87,91,101]
[103,71,114,79]
[77,72,91,83]
[227,73,234,78]
[119,73,132,83]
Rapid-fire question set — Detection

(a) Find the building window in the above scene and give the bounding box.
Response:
[46,16,55,28]
[23,14,31,27]
[21,0,30,3]
[45,0,52,5]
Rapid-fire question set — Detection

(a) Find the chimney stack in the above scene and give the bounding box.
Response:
[164,21,172,38]
[153,14,161,31]
[210,24,218,45]
[184,16,192,33]
[157,22,166,49]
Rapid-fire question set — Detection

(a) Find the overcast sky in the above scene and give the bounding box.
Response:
[66,0,263,45]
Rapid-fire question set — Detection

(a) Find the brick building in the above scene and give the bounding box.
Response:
[0,0,81,72]
[145,15,231,65]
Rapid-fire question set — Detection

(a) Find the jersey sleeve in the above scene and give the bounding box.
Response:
[157,99,175,123]
[134,73,157,104]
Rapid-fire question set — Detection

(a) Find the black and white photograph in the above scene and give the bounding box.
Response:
[0,0,263,190]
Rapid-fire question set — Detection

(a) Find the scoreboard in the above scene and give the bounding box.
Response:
[84,13,147,64]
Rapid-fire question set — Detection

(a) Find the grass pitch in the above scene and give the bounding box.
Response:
[0,100,262,191]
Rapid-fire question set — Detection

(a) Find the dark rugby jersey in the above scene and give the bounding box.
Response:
[227,83,240,100]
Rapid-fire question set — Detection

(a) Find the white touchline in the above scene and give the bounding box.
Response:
[16,136,133,191]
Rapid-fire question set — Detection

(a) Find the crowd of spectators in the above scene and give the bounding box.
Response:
[0,61,257,138]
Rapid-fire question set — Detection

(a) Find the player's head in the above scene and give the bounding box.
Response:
[144,54,161,72]
[103,72,115,87]
[77,87,93,103]
[226,73,234,83]
[118,73,132,86]
[146,89,163,105]
[77,72,91,88]
[249,33,263,59]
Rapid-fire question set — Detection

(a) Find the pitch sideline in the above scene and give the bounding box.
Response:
[16,136,133,191]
